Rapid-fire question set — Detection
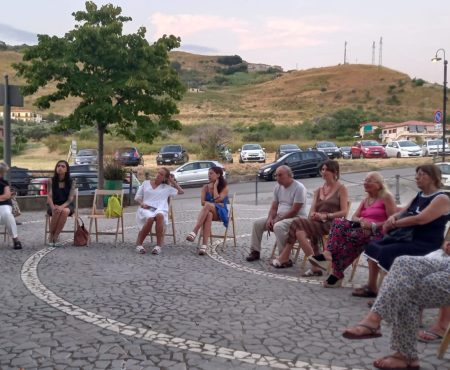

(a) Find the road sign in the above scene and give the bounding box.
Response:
[0,84,23,107]
[434,110,443,123]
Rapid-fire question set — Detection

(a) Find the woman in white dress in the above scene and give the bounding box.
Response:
[135,167,184,255]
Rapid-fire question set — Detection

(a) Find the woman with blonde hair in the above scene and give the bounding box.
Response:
[309,171,397,287]
[0,162,22,249]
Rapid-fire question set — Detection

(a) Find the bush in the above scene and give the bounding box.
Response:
[412,78,425,87]
[242,132,264,142]
[217,55,243,66]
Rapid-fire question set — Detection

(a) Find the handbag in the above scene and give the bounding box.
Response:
[74,217,89,247]
[384,211,415,242]
[11,195,21,217]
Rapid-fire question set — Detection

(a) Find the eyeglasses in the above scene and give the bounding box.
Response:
[364,179,379,184]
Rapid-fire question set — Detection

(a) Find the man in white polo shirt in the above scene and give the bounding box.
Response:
[246,165,307,262]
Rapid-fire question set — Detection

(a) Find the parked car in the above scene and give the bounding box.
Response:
[435,162,450,188]
[258,150,328,181]
[339,146,352,159]
[313,141,341,159]
[351,140,386,159]
[421,139,450,157]
[171,160,225,186]
[385,140,422,158]
[28,172,140,196]
[275,144,302,160]
[156,144,189,165]
[74,148,98,165]
[9,166,32,196]
[239,143,266,163]
[217,144,233,163]
[114,147,144,166]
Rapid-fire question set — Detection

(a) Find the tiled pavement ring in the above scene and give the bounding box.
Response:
[1,201,448,369]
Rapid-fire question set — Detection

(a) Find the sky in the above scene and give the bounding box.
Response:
[1,0,449,83]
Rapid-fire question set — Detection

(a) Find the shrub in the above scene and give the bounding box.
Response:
[412,78,425,87]
[103,157,126,180]
[217,55,243,66]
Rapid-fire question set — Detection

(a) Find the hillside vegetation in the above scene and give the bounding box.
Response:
[0,50,443,125]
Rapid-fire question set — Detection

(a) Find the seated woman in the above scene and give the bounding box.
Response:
[135,167,184,255]
[274,160,348,272]
[186,166,229,255]
[342,241,450,370]
[309,172,397,287]
[47,160,76,247]
[0,162,22,249]
[353,164,450,298]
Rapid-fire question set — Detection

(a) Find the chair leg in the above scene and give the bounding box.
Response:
[121,216,124,243]
[270,242,277,259]
[171,218,176,245]
[88,218,93,244]
[222,226,229,249]
[348,255,361,282]
[231,215,237,248]
[95,219,99,242]
[438,324,450,358]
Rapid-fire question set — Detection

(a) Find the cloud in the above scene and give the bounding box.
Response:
[0,23,37,45]
[149,13,342,51]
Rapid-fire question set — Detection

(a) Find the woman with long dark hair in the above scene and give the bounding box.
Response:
[47,160,76,246]
[186,166,229,255]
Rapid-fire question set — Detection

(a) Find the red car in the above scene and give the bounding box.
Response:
[351,140,387,159]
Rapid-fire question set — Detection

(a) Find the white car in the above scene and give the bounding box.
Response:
[421,139,450,157]
[239,143,266,163]
[171,160,225,186]
[385,140,422,158]
[435,162,450,188]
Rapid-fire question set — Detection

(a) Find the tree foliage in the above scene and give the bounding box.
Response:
[13,1,185,186]
[217,55,243,66]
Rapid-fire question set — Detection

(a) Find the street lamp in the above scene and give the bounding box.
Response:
[432,49,447,161]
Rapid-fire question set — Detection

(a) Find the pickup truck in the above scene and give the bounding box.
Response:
[351,140,386,159]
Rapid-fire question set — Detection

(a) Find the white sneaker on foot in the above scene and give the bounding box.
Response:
[136,245,146,254]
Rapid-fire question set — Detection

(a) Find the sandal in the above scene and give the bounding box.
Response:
[152,246,161,255]
[373,354,420,370]
[301,268,323,277]
[186,231,197,242]
[352,285,377,298]
[342,323,382,340]
[272,259,293,268]
[323,274,343,288]
[198,245,207,255]
[417,329,443,343]
[136,245,146,254]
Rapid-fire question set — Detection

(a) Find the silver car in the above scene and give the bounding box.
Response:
[75,148,98,165]
[171,160,226,186]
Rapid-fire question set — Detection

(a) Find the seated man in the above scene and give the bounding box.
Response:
[246,165,307,262]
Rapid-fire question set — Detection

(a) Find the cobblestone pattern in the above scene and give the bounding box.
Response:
[0,198,448,369]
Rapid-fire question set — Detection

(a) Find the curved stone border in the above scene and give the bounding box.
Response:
[21,247,364,369]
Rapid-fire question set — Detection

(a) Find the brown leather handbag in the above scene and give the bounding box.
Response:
[74,217,89,247]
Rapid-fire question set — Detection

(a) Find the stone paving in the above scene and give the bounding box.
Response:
[0,195,449,370]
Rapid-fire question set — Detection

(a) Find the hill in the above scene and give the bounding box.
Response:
[0,50,443,125]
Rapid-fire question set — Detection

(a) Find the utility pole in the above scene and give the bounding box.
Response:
[378,37,383,67]
[3,75,11,169]
[344,41,347,64]
[372,41,376,65]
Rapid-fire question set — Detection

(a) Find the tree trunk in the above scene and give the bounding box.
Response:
[97,124,105,189]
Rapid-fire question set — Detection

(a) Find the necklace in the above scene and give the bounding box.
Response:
[366,197,378,206]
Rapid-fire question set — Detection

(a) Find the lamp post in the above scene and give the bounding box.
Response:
[432,49,447,161]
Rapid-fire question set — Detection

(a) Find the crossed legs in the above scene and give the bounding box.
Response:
[189,203,218,244]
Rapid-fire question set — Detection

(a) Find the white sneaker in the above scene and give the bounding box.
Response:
[198,245,207,255]
[152,245,161,255]
[136,245,146,254]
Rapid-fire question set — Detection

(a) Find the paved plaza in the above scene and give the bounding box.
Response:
[0,191,449,370]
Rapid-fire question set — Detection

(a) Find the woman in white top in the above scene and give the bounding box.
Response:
[135,167,184,255]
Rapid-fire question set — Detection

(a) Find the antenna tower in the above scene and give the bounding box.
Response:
[372,41,376,65]
[344,41,347,64]
[378,37,383,67]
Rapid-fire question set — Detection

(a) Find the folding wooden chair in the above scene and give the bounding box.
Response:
[88,189,125,245]
[44,189,79,244]
[149,196,176,245]
[198,193,237,248]
[0,225,9,244]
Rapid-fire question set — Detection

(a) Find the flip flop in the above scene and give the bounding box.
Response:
[417,329,443,343]
[373,354,420,370]
[186,231,197,242]
[272,259,293,268]
[352,285,377,298]
[342,324,382,340]
[301,268,323,277]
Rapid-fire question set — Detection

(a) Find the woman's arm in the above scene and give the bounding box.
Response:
[214,185,229,203]
[351,200,365,221]
[200,185,207,206]
[308,189,319,219]
[61,180,76,208]
[392,194,450,228]
[46,179,55,209]
[0,185,12,201]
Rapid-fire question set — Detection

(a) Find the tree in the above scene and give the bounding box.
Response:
[14,1,184,187]
[190,124,231,159]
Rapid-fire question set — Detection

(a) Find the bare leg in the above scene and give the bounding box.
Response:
[155,214,165,246]
[192,204,214,234]
[136,218,154,245]
[202,212,213,245]
[277,242,294,262]
[297,230,314,257]
[52,208,70,242]
[368,259,380,293]
[419,306,450,339]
